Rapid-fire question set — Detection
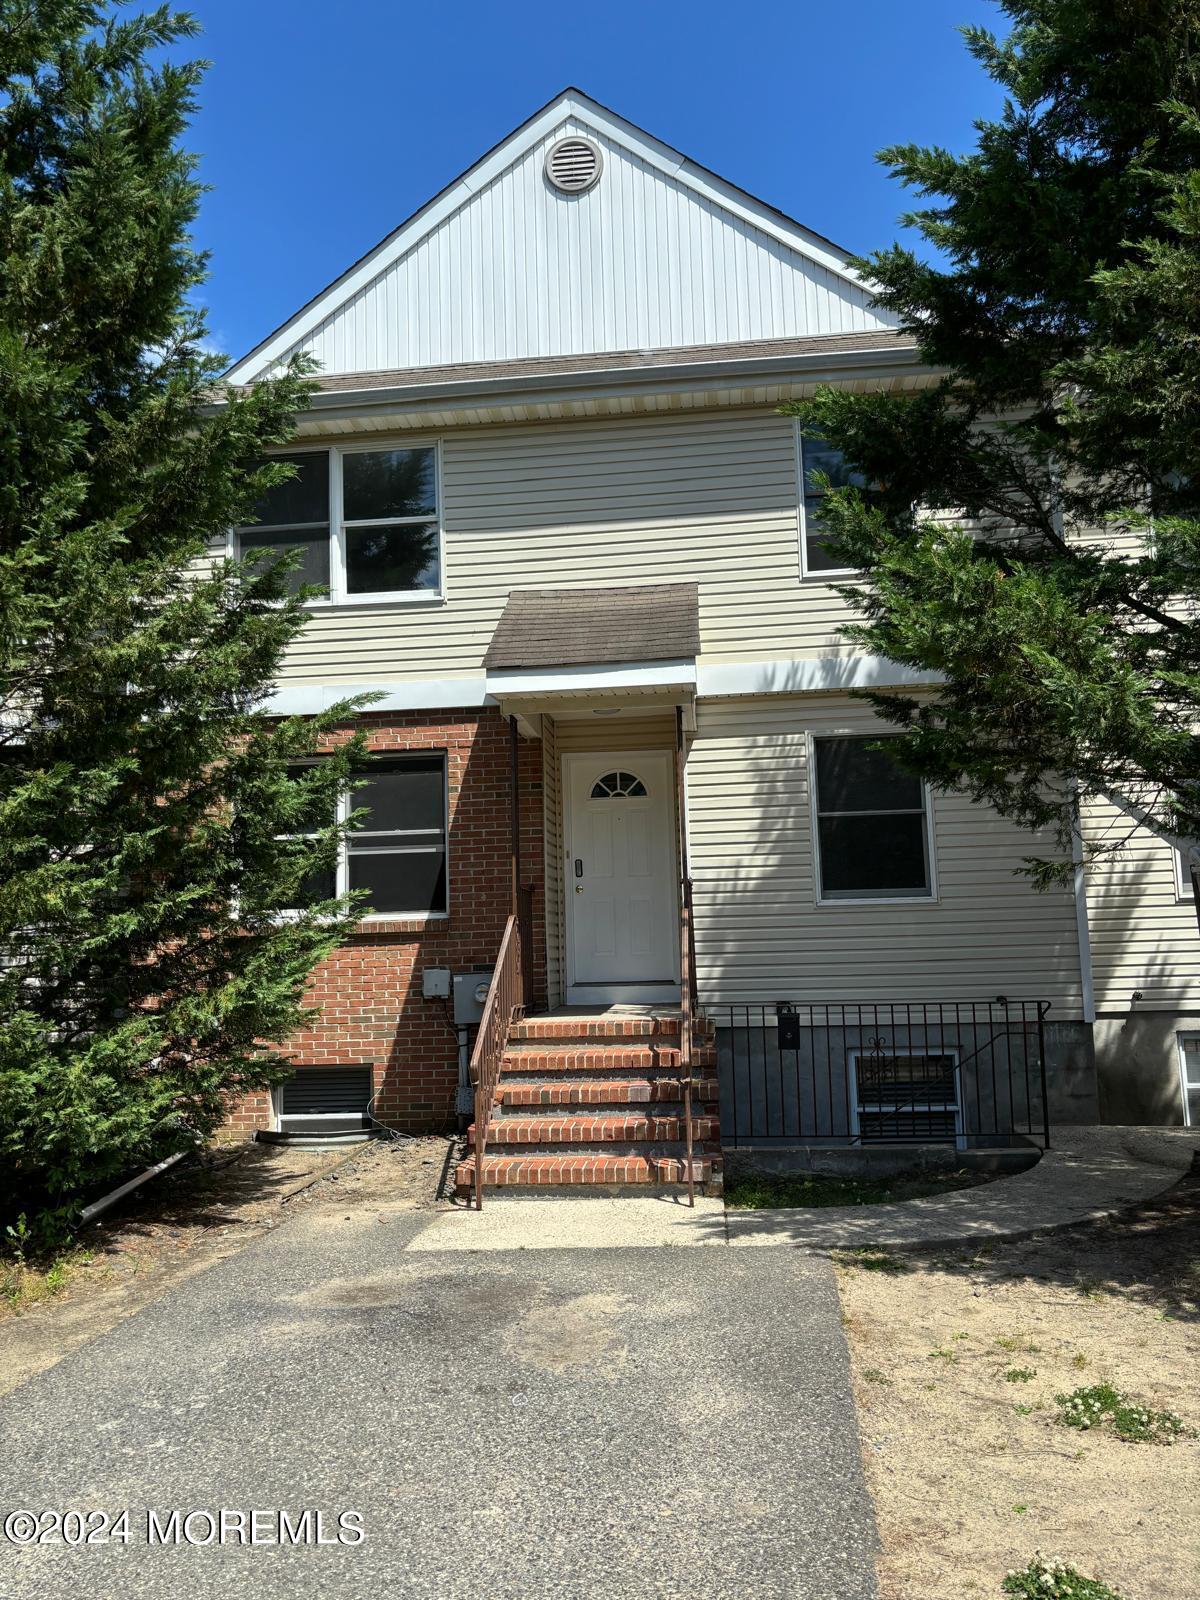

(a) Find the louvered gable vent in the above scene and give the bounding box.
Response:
[545,136,602,194]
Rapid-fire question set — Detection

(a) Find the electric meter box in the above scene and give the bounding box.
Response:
[453,969,494,1025]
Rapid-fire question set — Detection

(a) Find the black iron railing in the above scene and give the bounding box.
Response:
[711,1000,1051,1149]
[467,915,524,1210]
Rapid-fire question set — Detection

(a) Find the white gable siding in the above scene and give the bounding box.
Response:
[274,116,896,378]
[686,696,1083,1008]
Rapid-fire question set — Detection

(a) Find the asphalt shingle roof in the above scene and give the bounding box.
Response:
[484,583,700,670]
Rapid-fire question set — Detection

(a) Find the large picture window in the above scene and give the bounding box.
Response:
[812,736,933,902]
[235,444,441,603]
[798,425,866,577]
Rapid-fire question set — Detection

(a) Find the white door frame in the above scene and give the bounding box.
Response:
[562,749,681,1006]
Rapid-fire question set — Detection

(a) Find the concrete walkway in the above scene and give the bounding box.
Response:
[408,1125,1199,1252]
[0,1211,877,1600]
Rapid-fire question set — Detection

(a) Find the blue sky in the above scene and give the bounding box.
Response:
[182,0,1008,366]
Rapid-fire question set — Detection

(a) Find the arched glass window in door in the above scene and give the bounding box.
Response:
[590,770,647,799]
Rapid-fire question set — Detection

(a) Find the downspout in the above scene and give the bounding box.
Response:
[80,1149,190,1227]
[1071,810,1097,1025]
[510,715,520,919]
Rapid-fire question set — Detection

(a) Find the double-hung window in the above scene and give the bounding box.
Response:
[241,453,332,597]
[347,756,448,917]
[278,754,448,918]
[812,736,933,902]
[279,763,338,910]
[798,425,865,577]
[235,444,441,603]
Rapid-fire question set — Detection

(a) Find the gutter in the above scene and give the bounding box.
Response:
[202,342,929,422]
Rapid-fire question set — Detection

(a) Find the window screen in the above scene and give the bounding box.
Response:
[814,737,931,900]
[237,452,331,596]
[279,763,337,909]
[347,755,447,915]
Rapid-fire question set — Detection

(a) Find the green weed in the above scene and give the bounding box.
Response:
[1055,1382,1188,1444]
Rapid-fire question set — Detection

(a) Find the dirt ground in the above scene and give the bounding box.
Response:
[838,1174,1200,1600]
[0,1133,458,1398]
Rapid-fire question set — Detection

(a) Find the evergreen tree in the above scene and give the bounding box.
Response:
[0,1,367,1241]
[791,1,1200,887]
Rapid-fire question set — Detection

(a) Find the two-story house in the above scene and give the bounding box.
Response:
[221,90,1199,1195]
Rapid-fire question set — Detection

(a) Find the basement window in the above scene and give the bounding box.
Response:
[849,1050,962,1143]
[812,736,934,902]
[1178,1034,1200,1127]
[276,1066,373,1134]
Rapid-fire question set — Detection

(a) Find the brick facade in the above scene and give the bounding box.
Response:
[225,706,546,1137]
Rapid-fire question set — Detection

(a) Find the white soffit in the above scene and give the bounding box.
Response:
[227,89,898,384]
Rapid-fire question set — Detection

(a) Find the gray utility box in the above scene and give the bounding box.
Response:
[453,970,494,1026]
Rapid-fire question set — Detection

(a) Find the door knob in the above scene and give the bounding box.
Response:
[575,884,584,893]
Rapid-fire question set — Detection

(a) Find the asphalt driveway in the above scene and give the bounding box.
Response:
[0,1205,877,1600]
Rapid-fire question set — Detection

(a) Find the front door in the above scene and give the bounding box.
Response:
[564,751,679,1004]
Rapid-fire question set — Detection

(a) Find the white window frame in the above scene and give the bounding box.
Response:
[271,1065,374,1133]
[1176,1032,1200,1127]
[232,436,446,608]
[1173,847,1198,904]
[807,731,939,906]
[848,1048,965,1149]
[796,420,857,582]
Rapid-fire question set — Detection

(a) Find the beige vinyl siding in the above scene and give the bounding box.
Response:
[1083,801,1200,1010]
[552,712,676,754]
[276,410,864,683]
[686,694,1083,1008]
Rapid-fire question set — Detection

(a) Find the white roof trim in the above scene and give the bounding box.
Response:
[267,675,491,716]
[226,88,875,385]
[696,656,942,696]
[260,655,939,719]
[486,659,697,697]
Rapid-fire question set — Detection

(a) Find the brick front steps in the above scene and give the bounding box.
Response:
[454,1009,722,1199]
[509,1014,714,1043]
[461,1153,715,1188]
[496,1077,720,1107]
[469,1114,720,1146]
[501,1045,716,1072]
